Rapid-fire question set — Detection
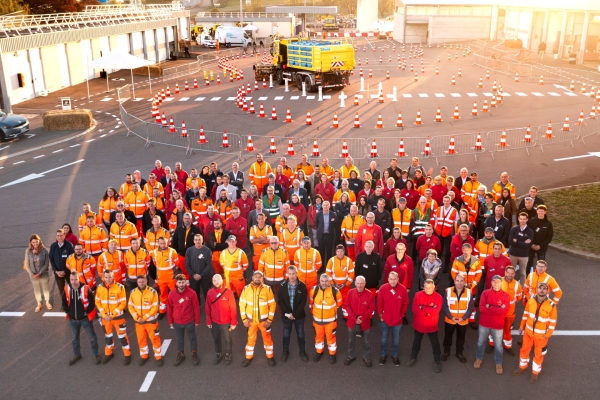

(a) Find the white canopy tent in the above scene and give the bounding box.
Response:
[85,49,153,100]
[243,24,258,31]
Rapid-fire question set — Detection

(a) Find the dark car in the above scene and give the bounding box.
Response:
[0,111,29,141]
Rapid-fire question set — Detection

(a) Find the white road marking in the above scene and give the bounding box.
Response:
[564,92,577,96]
[0,146,9,150]
[43,312,66,317]
[178,97,190,102]
[100,134,106,138]
[515,92,527,96]
[0,312,26,317]
[450,93,461,97]
[467,93,478,97]
[161,339,171,356]
[70,144,80,148]
[13,161,24,165]
[554,152,600,161]
[511,330,600,336]
[532,92,544,96]
[52,149,64,153]
[418,93,428,97]
[100,98,113,102]
[307,96,315,99]
[226,97,236,101]
[258,96,268,100]
[290,96,299,100]
[194,97,206,101]
[502,92,511,96]
[86,139,95,143]
[210,97,221,101]
[434,93,445,97]
[482,92,493,96]
[548,92,560,96]
[274,96,284,100]
[109,130,114,133]
[34,155,45,159]
[139,371,156,393]
[402,94,412,98]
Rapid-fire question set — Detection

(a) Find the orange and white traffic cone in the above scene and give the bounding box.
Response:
[368,69,373,78]
[370,139,379,157]
[435,66,439,75]
[492,80,497,91]
[242,97,248,112]
[258,103,266,118]
[175,83,180,94]
[379,56,382,63]
[497,129,508,147]
[379,91,384,103]
[396,112,403,127]
[340,139,349,158]
[482,99,489,112]
[246,133,255,151]
[168,116,176,133]
[477,77,483,88]
[354,113,361,128]
[332,113,340,128]
[154,109,161,124]
[485,70,490,80]
[206,77,210,86]
[421,65,425,74]
[216,76,221,84]
[569,80,575,91]
[490,95,497,108]
[434,107,443,122]
[263,77,267,88]
[359,67,363,77]
[423,136,431,155]
[161,112,167,127]
[581,83,587,94]
[305,109,312,125]
[458,68,462,77]
[248,101,255,114]
[414,73,418,82]
[271,105,277,120]
[514,73,519,82]
[446,136,456,154]
[474,132,483,150]
[451,75,456,85]
[269,136,277,153]
[453,104,460,120]
[184,81,189,91]
[523,125,532,143]
[415,109,423,125]
[397,138,407,157]
[386,70,390,79]
[166,86,171,97]
[577,110,585,125]
[562,115,570,131]
[591,105,597,119]
[375,114,384,129]
[180,120,187,137]
[197,126,207,144]
[471,102,478,116]
[151,101,158,118]
[287,138,295,156]
[285,107,292,123]
[312,139,320,157]
[222,130,229,147]
[246,82,251,94]
[193,78,199,88]
[539,75,544,85]
[354,94,359,106]
[545,121,554,138]
[254,80,259,91]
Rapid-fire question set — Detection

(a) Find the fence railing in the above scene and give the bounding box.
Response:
[161,54,219,83]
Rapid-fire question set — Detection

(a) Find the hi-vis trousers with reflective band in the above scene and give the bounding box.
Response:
[135,322,162,359]
[102,318,130,356]
[519,330,548,375]
[158,279,176,314]
[489,314,516,348]
[314,321,337,355]
[245,321,274,359]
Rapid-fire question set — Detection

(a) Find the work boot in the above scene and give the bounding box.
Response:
[299,352,309,362]
[191,351,199,366]
[456,354,467,363]
[214,353,223,365]
[485,344,493,354]
[392,357,400,367]
[224,354,232,365]
[329,354,337,364]
[102,354,114,365]
[124,355,131,365]
[441,352,449,361]
[69,355,82,366]
[469,322,478,330]
[406,358,416,367]
[344,357,356,366]
[379,355,387,366]
[241,358,252,367]
[281,351,289,362]
[363,359,372,368]
[473,359,482,369]
[434,363,442,373]
[313,352,323,362]
[529,373,539,384]
[156,358,163,367]
[496,364,503,374]
[267,357,276,367]
[138,357,147,366]
[513,367,525,376]
[94,355,102,365]
[505,347,515,356]
[173,351,185,366]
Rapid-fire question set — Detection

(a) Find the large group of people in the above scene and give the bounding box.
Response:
[24,154,560,382]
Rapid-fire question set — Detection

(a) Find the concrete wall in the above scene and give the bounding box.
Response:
[40,46,62,93]
[357,0,379,32]
[405,23,428,43]
[393,12,406,42]
[430,16,491,43]
[66,42,84,86]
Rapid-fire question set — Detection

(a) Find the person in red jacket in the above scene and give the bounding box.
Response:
[234,189,255,221]
[344,276,375,367]
[199,205,223,239]
[450,224,478,263]
[167,274,200,366]
[482,241,511,289]
[378,271,409,366]
[354,212,384,256]
[225,207,247,249]
[384,242,414,299]
[382,227,408,260]
[416,224,441,264]
[205,274,237,365]
[289,193,307,230]
[474,275,510,374]
[407,279,442,372]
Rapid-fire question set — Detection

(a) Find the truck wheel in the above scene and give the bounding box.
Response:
[304,77,314,93]
[276,70,284,85]
[295,75,303,90]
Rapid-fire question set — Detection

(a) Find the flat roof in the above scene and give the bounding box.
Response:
[399,0,600,11]
[265,6,338,14]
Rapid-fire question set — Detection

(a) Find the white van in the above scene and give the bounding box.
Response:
[215,26,252,47]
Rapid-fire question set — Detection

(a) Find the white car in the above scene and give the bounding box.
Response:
[197,35,216,48]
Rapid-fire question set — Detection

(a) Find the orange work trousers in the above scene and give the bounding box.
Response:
[135,322,162,359]
[227,278,245,297]
[157,279,176,314]
[314,321,337,355]
[135,219,144,238]
[212,251,223,275]
[101,318,131,356]
[519,331,548,375]
[245,321,274,359]
[298,275,317,292]
[489,314,516,348]
[346,245,356,261]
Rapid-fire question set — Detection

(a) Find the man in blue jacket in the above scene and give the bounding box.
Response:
[508,213,534,285]
[49,229,74,310]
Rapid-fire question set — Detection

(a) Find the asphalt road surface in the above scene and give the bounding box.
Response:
[0,38,599,399]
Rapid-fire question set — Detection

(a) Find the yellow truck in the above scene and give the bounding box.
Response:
[254,37,355,92]
[323,17,338,31]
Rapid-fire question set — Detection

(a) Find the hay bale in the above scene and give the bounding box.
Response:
[42,109,93,131]
[133,64,163,76]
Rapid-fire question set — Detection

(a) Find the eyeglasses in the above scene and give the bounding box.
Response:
[269,242,278,245]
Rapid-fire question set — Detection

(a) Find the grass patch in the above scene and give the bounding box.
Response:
[542,183,600,255]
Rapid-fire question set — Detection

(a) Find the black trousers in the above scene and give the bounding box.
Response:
[438,235,452,271]
[54,272,67,302]
[443,322,467,355]
[318,233,334,273]
[148,260,157,281]
[211,323,232,355]
[174,322,197,352]
[410,330,441,363]
[189,275,213,305]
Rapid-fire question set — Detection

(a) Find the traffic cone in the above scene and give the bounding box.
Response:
[591,105,597,119]
[222,130,230,147]
[396,112,403,127]
[271,105,277,120]
[539,75,544,85]
[458,67,462,77]
[434,107,443,122]
[414,73,418,82]
[166,86,171,97]
[474,132,483,150]
[312,139,320,157]
[285,107,292,123]
[368,69,373,78]
[482,99,489,112]
[562,115,570,131]
[477,77,483,88]
[375,114,383,129]
[193,78,198,88]
[216,76,221,84]
[492,80,497,91]
[206,78,210,86]
[497,129,508,147]
[453,104,460,120]
[370,139,379,157]
[254,80,259,91]
[514,73,519,82]
[471,102,478,116]
[485,70,490,80]
[423,136,431,155]
[246,133,255,151]
[490,95,497,108]
[242,97,248,112]
[151,101,158,118]
[496,89,503,104]
[410,64,414,72]
[386,70,390,79]
[287,138,295,156]
[161,112,167,127]
[388,55,392,62]
[421,66,425,74]
[249,101,255,114]
[175,83,180,94]
[332,113,339,128]
[569,80,575,91]
[269,136,277,153]
[545,121,553,138]
[577,110,585,125]
[379,91,384,103]
[180,120,187,137]
[446,136,456,154]
[340,139,349,158]
[263,77,267,88]
[229,73,234,83]
[154,109,161,124]
[523,125,532,143]
[397,138,406,157]
[258,103,266,118]
[451,75,456,85]
[435,66,439,75]
[184,81,189,91]
[414,109,423,125]
[161,88,166,100]
[354,113,361,128]
[581,83,587,94]
[354,94,359,106]
[168,116,176,133]
[359,67,363,77]
[379,56,382,63]
[305,109,312,125]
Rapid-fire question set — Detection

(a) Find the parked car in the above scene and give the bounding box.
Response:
[0,110,29,141]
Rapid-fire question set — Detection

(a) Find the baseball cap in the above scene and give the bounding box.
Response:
[537,282,548,288]
[253,270,264,276]
[484,227,494,233]
[302,236,311,242]
[491,275,502,282]
[226,235,237,241]
[398,197,407,203]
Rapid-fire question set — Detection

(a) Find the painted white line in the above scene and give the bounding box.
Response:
[86,139,95,143]
[418,93,428,97]
[564,92,577,96]
[34,155,45,159]
[210,97,221,101]
[163,97,174,102]
[290,96,299,100]
[226,97,236,101]
[515,92,527,96]
[70,144,80,148]
[511,330,600,336]
[0,146,10,150]
[402,94,412,98]
[434,93,445,97]
[160,339,171,356]
[100,98,113,102]
[0,312,26,317]
[194,97,206,101]
[532,92,544,96]
[258,96,268,100]
[554,152,600,161]
[502,92,511,96]
[52,149,64,153]
[13,161,24,165]
[450,93,461,97]
[43,312,66,317]
[139,371,156,393]
[482,92,493,96]
[370,94,379,99]
[179,97,190,101]
[548,92,560,96]
[274,96,284,100]
[307,96,315,99]
[467,93,478,97]
[109,130,114,133]
[100,134,106,138]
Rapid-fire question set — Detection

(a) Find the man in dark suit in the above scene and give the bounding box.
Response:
[262,174,284,199]
[277,265,309,363]
[316,200,337,270]
[228,162,244,199]
[170,212,201,279]
[159,166,172,188]
[287,179,309,210]
[454,167,470,193]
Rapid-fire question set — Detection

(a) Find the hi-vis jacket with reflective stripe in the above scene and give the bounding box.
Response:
[434,206,458,237]
[310,286,342,325]
[524,272,562,305]
[239,283,275,323]
[145,227,171,251]
[451,255,482,290]
[109,221,139,251]
[79,226,108,256]
[502,277,523,316]
[220,248,249,283]
[97,250,125,283]
[95,282,127,320]
[151,247,178,282]
[326,256,355,287]
[520,297,557,338]
[391,207,411,237]
[124,190,149,219]
[128,286,159,324]
[341,214,365,244]
[258,247,289,283]
[444,286,472,325]
[124,248,150,281]
[294,247,322,283]
[66,254,97,289]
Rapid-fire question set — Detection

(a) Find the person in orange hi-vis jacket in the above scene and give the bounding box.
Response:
[249,153,272,195]
[128,274,163,367]
[325,244,355,319]
[310,273,343,364]
[151,237,179,319]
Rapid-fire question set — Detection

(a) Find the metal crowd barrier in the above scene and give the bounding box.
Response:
[487,126,536,157]
[161,54,219,83]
